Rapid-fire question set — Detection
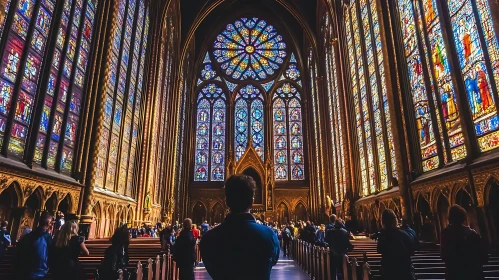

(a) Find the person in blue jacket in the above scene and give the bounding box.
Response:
[200,174,280,280]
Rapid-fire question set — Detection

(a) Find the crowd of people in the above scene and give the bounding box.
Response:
[0,174,491,280]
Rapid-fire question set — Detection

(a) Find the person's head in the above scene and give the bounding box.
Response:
[111,225,130,247]
[55,220,79,248]
[306,221,311,227]
[448,204,467,226]
[1,221,7,228]
[38,212,53,230]
[224,174,256,213]
[183,218,192,230]
[402,218,410,227]
[329,214,337,224]
[381,209,398,229]
[192,224,197,229]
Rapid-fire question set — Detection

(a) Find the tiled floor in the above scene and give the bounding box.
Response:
[193,253,311,279]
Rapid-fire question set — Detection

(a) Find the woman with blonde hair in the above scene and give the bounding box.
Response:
[50,220,89,280]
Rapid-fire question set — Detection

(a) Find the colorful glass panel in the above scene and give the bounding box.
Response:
[398,0,439,171]
[273,98,287,180]
[448,0,499,152]
[213,17,287,80]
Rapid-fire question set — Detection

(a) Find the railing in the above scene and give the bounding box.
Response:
[135,244,201,280]
[290,239,371,280]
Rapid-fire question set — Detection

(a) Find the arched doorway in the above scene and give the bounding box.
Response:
[211,202,225,224]
[45,193,57,215]
[455,188,479,231]
[20,189,42,240]
[436,194,450,235]
[294,202,307,222]
[416,194,435,242]
[277,202,289,225]
[0,184,19,229]
[192,202,207,226]
[58,194,71,215]
[242,168,263,205]
[487,182,499,244]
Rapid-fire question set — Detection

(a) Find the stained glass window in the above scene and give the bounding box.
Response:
[213,17,287,80]
[194,84,226,182]
[95,0,149,192]
[0,0,54,156]
[234,84,264,161]
[195,16,306,183]
[346,0,397,196]
[308,49,324,198]
[272,83,304,181]
[323,14,346,202]
[447,0,499,152]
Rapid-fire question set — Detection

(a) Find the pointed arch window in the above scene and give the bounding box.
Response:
[194,84,226,182]
[395,0,499,172]
[272,83,304,181]
[234,84,264,162]
[192,17,307,183]
[322,13,346,201]
[345,0,397,196]
[0,0,98,176]
[95,0,149,195]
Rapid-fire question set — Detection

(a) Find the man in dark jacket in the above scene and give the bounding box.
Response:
[15,212,53,280]
[325,214,353,280]
[302,221,316,243]
[441,205,488,280]
[200,174,280,280]
[174,218,197,280]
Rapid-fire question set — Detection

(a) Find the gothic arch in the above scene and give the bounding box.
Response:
[0,181,22,206]
[484,176,499,206]
[192,201,208,225]
[211,202,225,224]
[57,193,73,214]
[293,201,307,222]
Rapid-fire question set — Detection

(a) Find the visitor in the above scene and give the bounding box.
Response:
[401,218,419,249]
[15,212,53,280]
[162,227,176,252]
[50,221,89,280]
[0,221,11,257]
[99,225,130,280]
[192,224,200,239]
[281,223,292,257]
[174,218,196,280]
[325,214,353,280]
[302,221,316,243]
[200,220,209,236]
[441,205,488,280]
[20,226,32,240]
[200,174,280,280]
[315,224,326,247]
[377,209,415,280]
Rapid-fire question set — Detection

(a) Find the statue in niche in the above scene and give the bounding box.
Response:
[144,192,152,214]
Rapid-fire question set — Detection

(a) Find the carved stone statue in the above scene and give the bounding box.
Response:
[144,192,152,213]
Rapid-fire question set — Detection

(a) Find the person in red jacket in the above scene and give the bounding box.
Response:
[192,224,200,239]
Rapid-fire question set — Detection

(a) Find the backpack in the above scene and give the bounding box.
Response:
[282,228,291,240]
[0,230,10,248]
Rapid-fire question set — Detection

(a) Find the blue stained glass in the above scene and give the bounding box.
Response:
[201,64,216,80]
[203,52,211,63]
[213,17,287,81]
[235,98,248,161]
[261,81,274,92]
[448,0,499,152]
[224,80,237,92]
[251,99,264,159]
